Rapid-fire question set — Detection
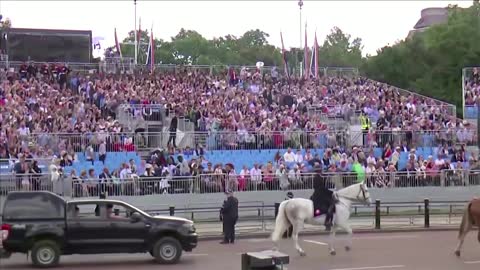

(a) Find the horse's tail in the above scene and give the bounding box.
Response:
[271,200,290,243]
[459,202,472,239]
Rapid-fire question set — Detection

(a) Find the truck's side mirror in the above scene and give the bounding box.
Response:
[130,212,142,223]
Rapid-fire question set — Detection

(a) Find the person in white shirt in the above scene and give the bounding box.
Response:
[366,152,376,166]
[283,148,295,163]
[294,149,304,163]
[434,155,446,168]
[249,164,262,189]
[119,163,132,180]
[288,165,302,186]
[238,165,249,191]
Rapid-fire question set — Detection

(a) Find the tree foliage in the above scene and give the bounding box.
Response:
[111,26,364,71]
[363,3,480,116]
[110,3,480,117]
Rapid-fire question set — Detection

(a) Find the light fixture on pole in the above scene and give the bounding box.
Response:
[298,0,303,49]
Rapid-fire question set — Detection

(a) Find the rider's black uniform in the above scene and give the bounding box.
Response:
[310,170,335,230]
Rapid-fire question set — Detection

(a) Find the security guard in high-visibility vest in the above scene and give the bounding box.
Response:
[359,113,371,145]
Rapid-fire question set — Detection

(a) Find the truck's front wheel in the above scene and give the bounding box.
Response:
[31,240,61,268]
[152,237,182,264]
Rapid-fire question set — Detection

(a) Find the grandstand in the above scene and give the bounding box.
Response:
[0,60,479,196]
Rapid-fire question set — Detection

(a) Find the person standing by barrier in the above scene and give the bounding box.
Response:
[220,189,238,244]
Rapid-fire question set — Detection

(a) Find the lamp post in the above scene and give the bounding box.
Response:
[298,0,303,48]
[297,0,303,77]
[134,0,138,65]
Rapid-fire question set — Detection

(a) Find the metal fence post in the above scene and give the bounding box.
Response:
[169,206,175,216]
[424,199,430,228]
[375,200,381,229]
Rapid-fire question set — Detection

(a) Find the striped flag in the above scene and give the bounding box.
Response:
[137,17,142,55]
[280,31,289,78]
[145,26,155,73]
[303,22,309,80]
[114,28,123,59]
[313,31,319,78]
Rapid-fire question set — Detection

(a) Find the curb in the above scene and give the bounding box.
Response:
[198,226,461,241]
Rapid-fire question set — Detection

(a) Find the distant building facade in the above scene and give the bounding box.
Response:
[407,7,449,39]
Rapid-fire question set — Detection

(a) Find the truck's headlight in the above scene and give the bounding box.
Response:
[183,223,196,233]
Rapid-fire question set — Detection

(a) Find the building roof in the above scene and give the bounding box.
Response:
[413,14,448,29]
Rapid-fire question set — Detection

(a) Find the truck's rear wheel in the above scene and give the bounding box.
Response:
[152,237,182,264]
[31,240,61,268]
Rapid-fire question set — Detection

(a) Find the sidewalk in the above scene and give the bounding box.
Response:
[195,215,462,238]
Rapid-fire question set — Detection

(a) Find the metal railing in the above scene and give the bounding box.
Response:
[22,132,139,153]
[141,129,477,151]
[4,128,477,154]
[369,78,457,118]
[2,170,478,197]
[0,158,54,173]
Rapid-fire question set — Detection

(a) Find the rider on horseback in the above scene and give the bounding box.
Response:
[310,164,337,231]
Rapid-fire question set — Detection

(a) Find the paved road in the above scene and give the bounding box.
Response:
[2,231,479,270]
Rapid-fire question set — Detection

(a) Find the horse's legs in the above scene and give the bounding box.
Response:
[340,223,353,252]
[455,231,468,257]
[292,221,306,256]
[328,225,337,256]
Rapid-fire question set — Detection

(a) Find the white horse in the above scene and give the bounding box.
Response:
[271,182,372,256]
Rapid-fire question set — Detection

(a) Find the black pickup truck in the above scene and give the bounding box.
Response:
[1,191,198,267]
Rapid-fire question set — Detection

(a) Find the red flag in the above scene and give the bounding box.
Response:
[150,28,154,73]
[138,17,142,45]
[280,31,289,77]
[314,31,319,79]
[303,23,309,79]
[114,28,123,59]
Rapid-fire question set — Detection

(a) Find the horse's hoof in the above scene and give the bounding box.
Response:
[345,246,351,252]
[454,250,461,257]
[299,251,306,257]
[330,250,336,256]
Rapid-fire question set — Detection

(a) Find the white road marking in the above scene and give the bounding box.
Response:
[353,235,418,240]
[246,238,270,243]
[184,253,209,257]
[329,265,405,270]
[303,240,328,246]
[464,260,480,264]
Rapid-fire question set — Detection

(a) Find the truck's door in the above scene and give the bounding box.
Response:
[101,202,150,252]
[65,202,111,253]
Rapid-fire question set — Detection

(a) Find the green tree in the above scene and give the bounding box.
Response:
[363,3,480,116]
[318,27,364,68]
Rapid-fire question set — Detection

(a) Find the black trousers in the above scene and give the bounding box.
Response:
[223,218,237,243]
[167,131,177,147]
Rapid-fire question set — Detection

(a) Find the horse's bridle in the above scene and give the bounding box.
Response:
[337,183,369,202]
[357,184,368,201]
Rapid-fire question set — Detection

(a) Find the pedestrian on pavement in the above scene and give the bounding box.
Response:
[220,189,238,244]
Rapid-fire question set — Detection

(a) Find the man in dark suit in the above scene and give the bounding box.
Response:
[220,190,238,244]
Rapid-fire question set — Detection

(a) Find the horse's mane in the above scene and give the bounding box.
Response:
[336,182,363,198]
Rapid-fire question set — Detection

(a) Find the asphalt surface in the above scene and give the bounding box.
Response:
[1,230,479,270]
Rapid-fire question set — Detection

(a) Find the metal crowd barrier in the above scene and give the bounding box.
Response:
[3,170,478,197]
[127,129,477,151]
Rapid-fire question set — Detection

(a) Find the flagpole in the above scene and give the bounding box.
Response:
[298,0,303,77]
[134,0,138,65]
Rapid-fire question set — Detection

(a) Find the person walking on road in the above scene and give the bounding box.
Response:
[220,189,238,244]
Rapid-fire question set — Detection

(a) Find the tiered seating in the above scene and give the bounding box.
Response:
[63,152,142,175]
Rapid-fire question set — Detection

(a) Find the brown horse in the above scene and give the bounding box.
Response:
[454,198,480,257]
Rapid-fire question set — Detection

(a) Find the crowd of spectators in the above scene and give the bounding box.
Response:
[1,62,479,196]
[464,67,480,106]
